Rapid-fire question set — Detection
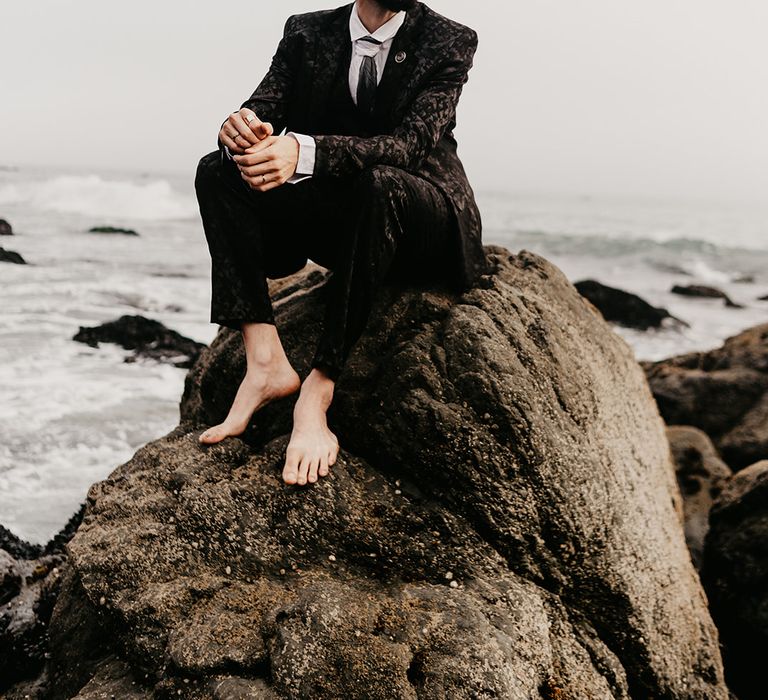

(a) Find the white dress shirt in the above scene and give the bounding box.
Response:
[286,3,406,183]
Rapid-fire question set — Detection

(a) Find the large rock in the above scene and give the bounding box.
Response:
[29,246,727,699]
[0,506,85,694]
[666,426,732,568]
[701,459,768,700]
[73,314,206,369]
[574,278,683,330]
[0,218,12,235]
[642,323,768,470]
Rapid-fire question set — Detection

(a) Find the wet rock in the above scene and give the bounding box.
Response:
[0,247,26,264]
[667,426,732,568]
[701,459,768,700]
[671,284,744,308]
[573,278,683,330]
[0,505,85,695]
[88,225,139,236]
[73,314,205,369]
[642,323,768,470]
[42,247,728,698]
[0,218,12,235]
[758,293,768,301]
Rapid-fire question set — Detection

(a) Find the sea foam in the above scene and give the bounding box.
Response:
[0,174,196,221]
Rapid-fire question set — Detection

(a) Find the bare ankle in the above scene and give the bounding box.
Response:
[297,369,335,409]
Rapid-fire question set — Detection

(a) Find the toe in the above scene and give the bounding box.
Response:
[297,456,310,485]
[308,458,319,483]
[283,446,300,484]
[318,454,329,477]
[199,427,221,444]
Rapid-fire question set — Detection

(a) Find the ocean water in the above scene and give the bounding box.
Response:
[1,165,766,544]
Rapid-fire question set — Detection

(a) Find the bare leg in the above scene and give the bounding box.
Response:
[199,322,301,444]
[282,367,340,485]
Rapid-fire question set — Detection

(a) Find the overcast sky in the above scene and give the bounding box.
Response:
[1,1,766,201]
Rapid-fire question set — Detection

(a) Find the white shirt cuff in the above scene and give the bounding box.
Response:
[285,132,316,184]
[223,144,234,160]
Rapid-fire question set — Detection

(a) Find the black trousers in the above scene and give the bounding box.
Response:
[194,150,457,381]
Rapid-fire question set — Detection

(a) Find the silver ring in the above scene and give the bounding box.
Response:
[261,175,267,183]
[245,114,255,124]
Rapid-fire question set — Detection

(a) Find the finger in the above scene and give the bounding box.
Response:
[252,120,273,139]
[244,136,279,154]
[233,145,278,167]
[227,112,261,145]
[240,160,281,177]
[257,180,285,193]
[219,128,244,154]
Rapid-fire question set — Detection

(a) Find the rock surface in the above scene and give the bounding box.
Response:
[573,278,683,330]
[0,218,12,235]
[701,459,768,700]
[671,284,744,309]
[0,506,84,693]
[0,247,26,264]
[7,246,729,699]
[73,314,205,369]
[642,323,768,470]
[667,426,732,568]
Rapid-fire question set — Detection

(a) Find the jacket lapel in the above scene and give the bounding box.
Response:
[306,4,355,121]
[372,3,425,124]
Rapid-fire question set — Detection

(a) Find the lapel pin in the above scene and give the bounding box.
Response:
[395,50,407,63]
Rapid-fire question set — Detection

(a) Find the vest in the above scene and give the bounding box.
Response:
[314,44,387,137]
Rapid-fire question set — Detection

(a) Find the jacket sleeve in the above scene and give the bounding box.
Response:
[217,15,299,155]
[312,28,478,176]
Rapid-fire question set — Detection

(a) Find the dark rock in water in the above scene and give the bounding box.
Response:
[671,284,744,308]
[12,246,728,699]
[73,314,205,368]
[0,524,43,560]
[87,225,139,236]
[642,323,768,470]
[0,218,12,235]
[0,505,85,694]
[0,247,26,264]
[758,292,768,301]
[731,274,754,284]
[573,278,684,330]
[701,459,768,700]
[667,426,732,569]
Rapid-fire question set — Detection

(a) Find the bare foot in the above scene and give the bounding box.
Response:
[199,362,300,444]
[283,369,340,485]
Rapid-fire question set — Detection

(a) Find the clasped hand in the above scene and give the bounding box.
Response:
[218,108,299,192]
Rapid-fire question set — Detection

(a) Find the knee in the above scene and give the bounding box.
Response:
[356,164,402,198]
[195,150,227,193]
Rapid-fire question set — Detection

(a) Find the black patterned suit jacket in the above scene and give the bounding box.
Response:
[223,1,489,290]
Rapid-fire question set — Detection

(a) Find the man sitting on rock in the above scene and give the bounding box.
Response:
[194,0,487,485]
